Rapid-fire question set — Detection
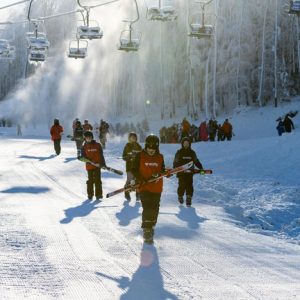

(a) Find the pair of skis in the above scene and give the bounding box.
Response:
[106,161,213,198]
[78,157,123,176]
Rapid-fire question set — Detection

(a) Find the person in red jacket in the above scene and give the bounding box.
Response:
[50,118,64,155]
[81,131,106,201]
[132,134,165,244]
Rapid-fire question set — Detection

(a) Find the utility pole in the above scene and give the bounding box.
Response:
[274,0,278,107]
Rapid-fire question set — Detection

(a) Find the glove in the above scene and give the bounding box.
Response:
[130,179,136,186]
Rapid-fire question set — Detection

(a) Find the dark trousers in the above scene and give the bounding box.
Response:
[54,139,61,155]
[140,192,161,228]
[87,169,103,198]
[178,174,194,197]
[75,140,83,156]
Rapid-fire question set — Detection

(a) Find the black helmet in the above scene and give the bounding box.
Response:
[128,132,137,140]
[54,118,59,125]
[145,134,159,150]
[84,131,93,139]
[181,136,191,147]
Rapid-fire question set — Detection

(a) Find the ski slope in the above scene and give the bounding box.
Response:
[0,105,300,299]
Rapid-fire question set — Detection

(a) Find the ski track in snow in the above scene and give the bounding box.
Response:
[0,136,300,299]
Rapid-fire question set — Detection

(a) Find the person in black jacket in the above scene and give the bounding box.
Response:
[74,120,84,157]
[283,115,295,133]
[173,137,203,207]
[122,132,142,201]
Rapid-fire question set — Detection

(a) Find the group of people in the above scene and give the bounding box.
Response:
[72,118,110,156]
[121,133,204,243]
[50,118,205,244]
[159,118,233,144]
[276,114,296,136]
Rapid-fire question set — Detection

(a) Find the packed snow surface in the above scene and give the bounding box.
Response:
[0,102,300,299]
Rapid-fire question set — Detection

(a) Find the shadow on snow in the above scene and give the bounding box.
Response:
[96,244,178,300]
[116,200,141,226]
[19,154,56,161]
[1,186,50,194]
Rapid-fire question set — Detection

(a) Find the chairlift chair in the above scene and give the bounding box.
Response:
[0,39,16,60]
[67,39,88,59]
[118,29,141,52]
[77,20,103,40]
[288,0,300,15]
[27,32,50,49]
[147,5,177,21]
[189,13,214,38]
[28,48,47,62]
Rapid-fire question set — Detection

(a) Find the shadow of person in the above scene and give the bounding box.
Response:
[116,200,140,226]
[60,199,99,224]
[64,157,78,163]
[177,206,207,230]
[19,154,56,161]
[96,244,178,300]
[1,186,50,194]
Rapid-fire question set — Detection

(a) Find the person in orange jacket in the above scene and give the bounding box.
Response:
[222,119,233,141]
[132,134,165,244]
[81,131,106,201]
[50,118,64,155]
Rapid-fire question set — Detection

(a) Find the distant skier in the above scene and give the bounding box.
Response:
[122,132,142,201]
[283,115,295,133]
[99,119,109,149]
[74,120,84,157]
[17,124,22,136]
[222,119,233,141]
[199,121,209,142]
[83,119,93,132]
[132,135,165,244]
[276,117,285,136]
[173,137,203,207]
[50,118,64,155]
[81,131,106,201]
[72,118,79,135]
[217,124,224,141]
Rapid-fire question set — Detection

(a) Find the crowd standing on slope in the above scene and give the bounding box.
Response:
[47,111,298,244]
[159,118,233,144]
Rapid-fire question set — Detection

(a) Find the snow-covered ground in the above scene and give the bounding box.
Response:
[0,101,300,299]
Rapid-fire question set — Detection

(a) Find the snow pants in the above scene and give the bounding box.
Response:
[53,139,61,155]
[177,174,194,198]
[140,192,161,229]
[87,169,103,199]
[75,139,83,156]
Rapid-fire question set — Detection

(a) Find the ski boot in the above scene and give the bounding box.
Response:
[95,195,103,203]
[143,228,154,244]
[125,191,131,201]
[186,196,192,207]
[178,196,184,205]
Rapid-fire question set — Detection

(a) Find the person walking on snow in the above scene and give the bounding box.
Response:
[283,115,294,133]
[222,119,233,141]
[276,118,285,136]
[83,119,93,132]
[122,132,142,201]
[132,135,165,244]
[80,131,106,201]
[74,120,84,157]
[50,118,64,155]
[173,137,204,207]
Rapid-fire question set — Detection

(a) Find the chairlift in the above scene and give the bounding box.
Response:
[77,20,103,40]
[67,39,88,59]
[118,28,141,52]
[0,39,16,60]
[27,33,50,49]
[146,4,177,21]
[28,48,47,62]
[118,0,141,52]
[189,7,214,39]
[288,0,300,15]
[26,21,50,50]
